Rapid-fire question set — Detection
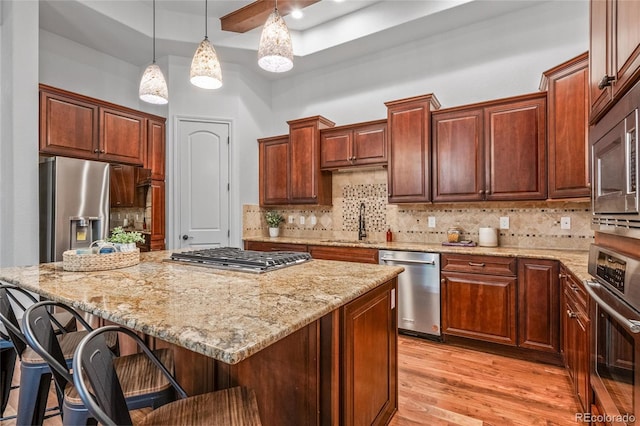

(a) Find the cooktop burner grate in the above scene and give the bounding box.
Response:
[168,247,311,273]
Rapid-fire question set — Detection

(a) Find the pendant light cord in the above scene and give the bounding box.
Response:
[152,0,156,64]
[204,0,208,39]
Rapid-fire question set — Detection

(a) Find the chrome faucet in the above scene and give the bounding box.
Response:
[358,202,367,240]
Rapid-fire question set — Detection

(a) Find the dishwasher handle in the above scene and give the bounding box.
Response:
[380,257,436,266]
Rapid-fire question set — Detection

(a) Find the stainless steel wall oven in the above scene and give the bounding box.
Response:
[585,244,640,425]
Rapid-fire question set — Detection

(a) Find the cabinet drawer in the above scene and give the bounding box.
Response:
[308,245,378,264]
[563,271,588,311]
[441,254,517,276]
[244,241,308,253]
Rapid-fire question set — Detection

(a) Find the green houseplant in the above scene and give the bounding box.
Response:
[265,211,284,237]
[107,226,145,252]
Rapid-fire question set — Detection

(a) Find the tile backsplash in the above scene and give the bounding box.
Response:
[243,169,594,250]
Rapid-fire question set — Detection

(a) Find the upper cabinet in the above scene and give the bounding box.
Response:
[590,0,640,123]
[146,118,166,180]
[258,135,290,206]
[39,85,165,167]
[385,94,441,203]
[541,52,590,199]
[320,119,387,170]
[432,93,547,202]
[288,116,335,205]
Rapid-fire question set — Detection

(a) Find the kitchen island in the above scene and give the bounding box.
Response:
[0,250,403,425]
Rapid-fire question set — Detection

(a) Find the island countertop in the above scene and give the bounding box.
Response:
[0,250,403,364]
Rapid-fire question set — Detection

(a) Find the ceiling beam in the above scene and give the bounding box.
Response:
[220,0,320,33]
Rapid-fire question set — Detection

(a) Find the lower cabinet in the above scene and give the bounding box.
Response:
[244,241,308,252]
[308,245,378,264]
[442,254,561,356]
[561,267,590,412]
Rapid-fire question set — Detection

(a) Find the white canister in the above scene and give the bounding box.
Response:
[478,227,498,247]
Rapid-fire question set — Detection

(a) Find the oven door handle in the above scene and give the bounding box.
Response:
[584,280,640,334]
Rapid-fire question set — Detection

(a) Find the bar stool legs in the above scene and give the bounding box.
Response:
[0,340,17,418]
[16,362,53,426]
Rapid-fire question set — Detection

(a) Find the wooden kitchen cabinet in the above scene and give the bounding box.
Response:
[560,267,590,412]
[39,87,99,159]
[149,180,165,251]
[109,164,136,207]
[341,278,397,425]
[517,259,560,353]
[431,93,546,202]
[258,135,290,206]
[385,94,441,203]
[320,119,387,170]
[541,52,590,199]
[40,85,150,166]
[589,0,640,124]
[287,116,335,205]
[244,241,308,252]
[146,118,166,180]
[441,254,518,346]
[307,245,378,264]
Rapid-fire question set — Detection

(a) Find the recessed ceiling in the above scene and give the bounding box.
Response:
[39,0,547,78]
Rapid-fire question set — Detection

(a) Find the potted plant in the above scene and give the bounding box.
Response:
[265,211,284,238]
[107,226,145,252]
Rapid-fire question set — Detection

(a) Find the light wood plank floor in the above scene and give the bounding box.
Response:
[1,336,581,425]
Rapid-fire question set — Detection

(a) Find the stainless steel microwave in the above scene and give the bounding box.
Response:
[592,81,640,238]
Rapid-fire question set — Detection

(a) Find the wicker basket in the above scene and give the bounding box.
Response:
[62,249,140,272]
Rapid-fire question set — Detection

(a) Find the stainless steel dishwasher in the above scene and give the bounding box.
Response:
[379,250,441,338]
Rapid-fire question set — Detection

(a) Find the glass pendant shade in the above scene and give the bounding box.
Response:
[258,8,293,73]
[190,37,223,89]
[139,63,169,105]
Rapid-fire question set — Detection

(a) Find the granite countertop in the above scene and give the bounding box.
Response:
[0,251,403,364]
[244,236,590,281]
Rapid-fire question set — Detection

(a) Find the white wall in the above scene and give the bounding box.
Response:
[270,0,589,132]
[1,1,40,267]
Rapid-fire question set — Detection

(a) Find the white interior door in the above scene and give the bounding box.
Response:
[178,119,230,249]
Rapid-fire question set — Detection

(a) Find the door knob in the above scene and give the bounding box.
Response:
[182,235,191,240]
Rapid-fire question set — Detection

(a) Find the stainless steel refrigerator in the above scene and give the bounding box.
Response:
[39,156,110,262]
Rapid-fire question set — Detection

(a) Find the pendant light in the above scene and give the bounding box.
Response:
[190,0,223,89]
[139,0,169,104]
[257,0,293,73]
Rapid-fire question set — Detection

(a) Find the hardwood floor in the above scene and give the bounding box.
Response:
[390,336,581,426]
[1,336,581,426]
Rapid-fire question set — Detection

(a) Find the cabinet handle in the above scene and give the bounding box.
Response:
[100,149,105,153]
[468,262,485,267]
[478,190,484,195]
[566,309,577,319]
[570,285,579,292]
[94,149,100,153]
[441,278,445,284]
[598,74,615,90]
[559,273,566,280]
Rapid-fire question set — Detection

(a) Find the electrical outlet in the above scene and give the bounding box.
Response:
[310,215,317,225]
[428,216,436,228]
[288,215,294,224]
[499,216,509,230]
[561,217,571,230]
[299,216,305,225]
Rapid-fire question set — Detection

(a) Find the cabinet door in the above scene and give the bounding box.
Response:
[321,130,352,169]
[352,122,387,166]
[109,164,136,207]
[387,102,431,203]
[288,117,333,205]
[612,0,640,99]
[99,107,145,166]
[147,118,166,180]
[342,279,397,426]
[484,95,547,200]
[432,109,484,202]
[590,0,613,123]
[149,180,165,251]
[517,259,560,353]
[307,245,378,264]
[547,54,591,198]
[259,136,290,205]
[441,271,517,346]
[575,308,590,412]
[39,89,99,158]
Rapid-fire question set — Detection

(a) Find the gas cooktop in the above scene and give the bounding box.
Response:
[168,247,311,273]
